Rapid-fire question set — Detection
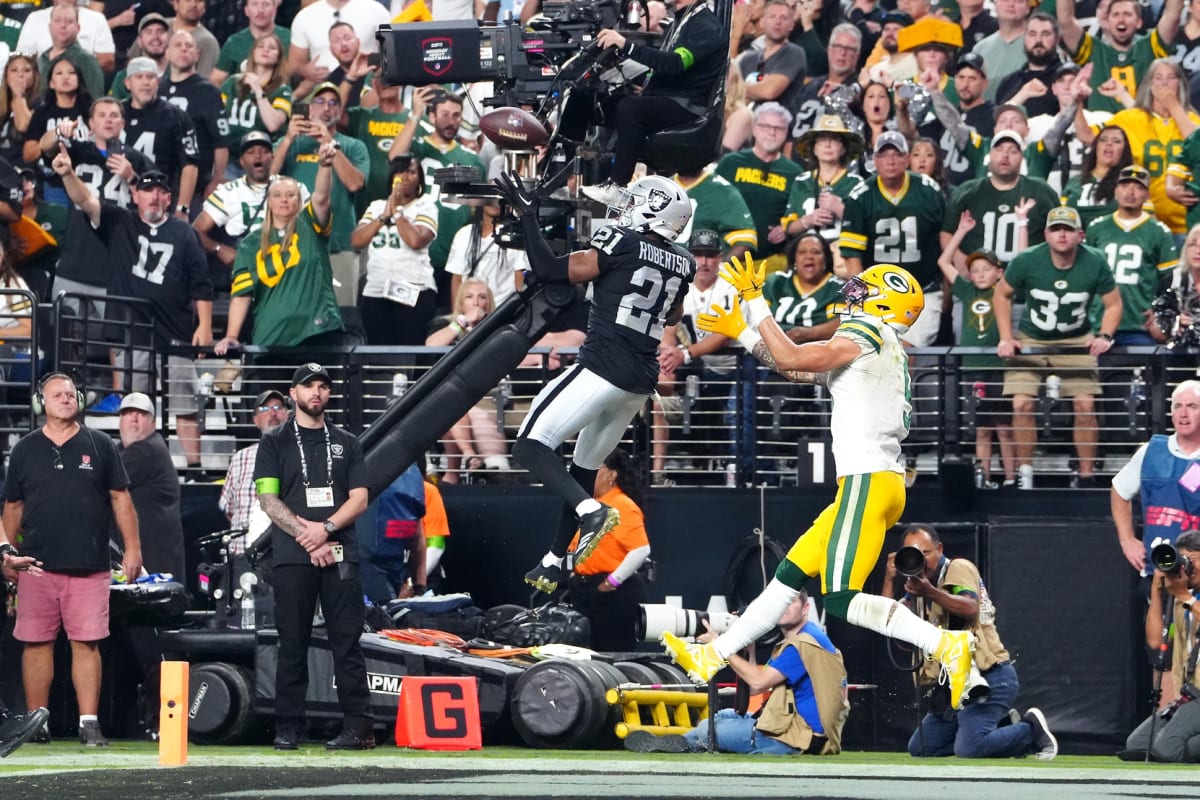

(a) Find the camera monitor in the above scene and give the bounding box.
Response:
[376,21,486,87]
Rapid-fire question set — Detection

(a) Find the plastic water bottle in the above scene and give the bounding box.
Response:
[198,372,214,396]
[392,372,408,398]
[1045,374,1061,401]
[241,592,256,629]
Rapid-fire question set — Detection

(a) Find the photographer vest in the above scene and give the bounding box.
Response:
[918,558,1010,683]
[754,631,849,754]
[1139,435,1200,577]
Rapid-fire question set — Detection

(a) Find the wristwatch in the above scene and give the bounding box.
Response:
[176,204,189,213]
[323,519,337,534]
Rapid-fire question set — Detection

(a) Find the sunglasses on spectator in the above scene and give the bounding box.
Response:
[257,403,287,413]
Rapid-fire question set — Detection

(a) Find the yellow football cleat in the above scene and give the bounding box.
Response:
[934,630,977,710]
[661,632,726,684]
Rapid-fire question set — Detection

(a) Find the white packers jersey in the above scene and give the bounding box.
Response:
[360,195,441,299]
[204,177,310,239]
[826,314,911,477]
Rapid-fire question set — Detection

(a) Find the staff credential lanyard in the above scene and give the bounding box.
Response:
[294,419,335,508]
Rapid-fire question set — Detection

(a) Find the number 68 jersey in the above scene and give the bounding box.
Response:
[580,224,696,394]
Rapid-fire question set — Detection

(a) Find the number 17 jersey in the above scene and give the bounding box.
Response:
[581,224,696,394]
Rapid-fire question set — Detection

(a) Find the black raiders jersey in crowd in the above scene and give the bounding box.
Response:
[56,139,154,287]
[578,224,696,394]
[161,74,228,184]
[94,203,213,344]
[122,97,200,191]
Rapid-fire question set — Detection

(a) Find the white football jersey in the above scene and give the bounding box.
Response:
[826,314,910,477]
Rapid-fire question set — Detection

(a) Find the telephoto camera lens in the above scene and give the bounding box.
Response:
[895,545,926,578]
[1151,542,1191,575]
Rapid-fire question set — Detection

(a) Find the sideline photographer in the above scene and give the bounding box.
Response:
[883,524,1057,759]
[1124,531,1200,762]
[576,0,728,203]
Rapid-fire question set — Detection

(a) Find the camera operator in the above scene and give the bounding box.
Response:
[883,524,1058,759]
[578,0,729,205]
[1111,380,1200,595]
[1125,530,1200,762]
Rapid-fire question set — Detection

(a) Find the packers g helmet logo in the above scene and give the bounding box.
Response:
[971,299,992,316]
[881,270,914,293]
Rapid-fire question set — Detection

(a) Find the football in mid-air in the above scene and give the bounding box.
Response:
[479,107,550,150]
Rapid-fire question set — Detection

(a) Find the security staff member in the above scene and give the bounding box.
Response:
[255,362,372,751]
[883,524,1058,760]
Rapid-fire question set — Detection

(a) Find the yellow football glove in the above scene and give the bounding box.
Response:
[696,297,747,340]
[718,254,766,302]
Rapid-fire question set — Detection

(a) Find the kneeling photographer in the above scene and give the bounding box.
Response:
[1125,530,1200,762]
[573,0,728,204]
[883,524,1057,759]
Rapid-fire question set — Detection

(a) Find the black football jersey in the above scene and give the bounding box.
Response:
[95,203,213,344]
[578,224,696,393]
[122,98,200,190]
[160,74,228,183]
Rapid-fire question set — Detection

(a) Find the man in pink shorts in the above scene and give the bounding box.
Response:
[2,373,141,746]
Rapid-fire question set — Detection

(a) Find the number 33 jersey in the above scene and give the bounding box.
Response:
[580,224,696,394]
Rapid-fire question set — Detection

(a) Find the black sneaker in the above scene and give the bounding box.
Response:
[273,725,301,751]
[574,504,620,569]
[0,708,49,758]
[623,730,692,753]
[524,562,564,594]
[325,728,376,750]
[30,720,50,744]
[1024,707,1058,760]
[79,719,109,747]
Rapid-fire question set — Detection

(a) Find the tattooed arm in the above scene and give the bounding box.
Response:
[259,493,306,539]
[751,340,826,384]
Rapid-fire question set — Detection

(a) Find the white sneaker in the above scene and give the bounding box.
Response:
[1018,464,1034,490]
[581,181,622,206]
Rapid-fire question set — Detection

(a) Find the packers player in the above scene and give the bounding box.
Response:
[664,256,987,712]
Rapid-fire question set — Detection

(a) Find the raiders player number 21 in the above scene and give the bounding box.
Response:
[492,172,696,594]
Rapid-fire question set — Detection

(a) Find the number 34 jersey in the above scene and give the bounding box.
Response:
[581,224,696,394]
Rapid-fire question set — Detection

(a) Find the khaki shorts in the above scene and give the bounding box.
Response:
[1002,332,1099,398]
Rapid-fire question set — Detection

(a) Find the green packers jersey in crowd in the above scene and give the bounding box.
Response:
[763,271,843,331]
[951,275,1003,369]
[280,132,370,254]
[347,105,411,217]
[1062,173,1119,229]
[715,149,803,258]
[230,204,343,347]
[673,169,758,252]
[783,167,861,244]
[1084,212,1178,333]
[213,26,292,77]
[1072,30,1168,114]
[1167,128,1200,232]
[839,171,946,289]
[411,135,484,271]
[220,79,293,146]
[1004,241,1116,340]
[942,175,1060,265]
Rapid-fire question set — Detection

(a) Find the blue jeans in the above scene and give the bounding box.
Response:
[685,709,800,755]
[907,662,1033,758]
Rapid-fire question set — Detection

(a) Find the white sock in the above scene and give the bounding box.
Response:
[79,714,98,724]
[541,552,564,569]
[846,593,942,653]
[712,579,797,659]
[575,498,602,517]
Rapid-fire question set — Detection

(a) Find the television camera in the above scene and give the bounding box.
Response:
[1151,287,1200,350]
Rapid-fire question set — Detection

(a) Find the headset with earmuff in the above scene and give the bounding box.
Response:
[32,372,86,416]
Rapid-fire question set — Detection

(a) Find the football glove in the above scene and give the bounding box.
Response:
[718,254,765,302]
[493,170,537,214]
[697,297,747,340]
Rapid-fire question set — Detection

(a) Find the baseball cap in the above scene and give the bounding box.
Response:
[239,130,273,154]
[292,362,332,386]
[254,389,288,409]
[1117,164,1150,188]
[966,249,1003,270]
[955,52,987,78]
[688,228,722,254]
[126,56,160,77]
[119,392,155,414]
[990,129,1025,150]
[1053,61,1081,81]
[309,81,340,101]
[135,170,170,191]
[874,130,909,156]
[1045,206,1082,231]
[881,10,913,26]
[137,12,169,32]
